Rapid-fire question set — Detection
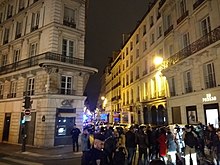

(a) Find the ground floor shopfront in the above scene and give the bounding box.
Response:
[168,88,220,127]
[0,95,85,147]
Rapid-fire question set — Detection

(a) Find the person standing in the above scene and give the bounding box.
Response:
[125,125,137,165]
[136,126,149,165]
[183,125,198,165]
[81,133,109,165]
[71,124,81,152]
[81,127,90,153]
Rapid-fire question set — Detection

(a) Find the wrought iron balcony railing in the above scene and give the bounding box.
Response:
[193,0,205,10]
[58,89,76,95]
[177,10,189,25]
[164,26,220,68]
[7,93,16,98]
[164,25,173,37]
[0,52,84,75]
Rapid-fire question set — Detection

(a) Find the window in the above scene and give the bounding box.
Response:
[184,70,193,93]
[167,14,172,28]
[136,34,139,43]
[3,28,10,44]
[143,40,147,51]
[158,26,162,38]
[126,59,129,67]
[130,55,133,64]
[15,22,22,39]
[136,48,139,58]
[130,71,133,83]
[201,16,211,36]
[26,77,35,96]
[0,12,3,23]
[136,66,139,79]
[64,7,76,28]
[126,47,128,55]
[9,81,17,98]
[19,0,25,11]
[61,75,72,95]
[182,32,190,48]
[13,49,20,67]
[7,4,13,19]
[0,84,4,99]
[29,43,38,57]
[126,74,129,85]
[179,0,186,16]
[1,54,7,66]
[169,44,174,56]
[150,78,156,98]
[169,77,176,96]
[143,60,148,75]
[62,39,74,63]
[151,33,155,44]
[130,42,133,51]
[150,15,154,27]
[204,62,216,89]
[143,25,146,35]
[31,12,40,31]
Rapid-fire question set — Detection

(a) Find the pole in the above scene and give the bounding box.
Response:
[21,121,27,152]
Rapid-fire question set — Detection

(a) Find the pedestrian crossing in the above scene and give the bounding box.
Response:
[0,157,43,165]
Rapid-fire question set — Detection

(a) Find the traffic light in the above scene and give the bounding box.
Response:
[23,96,32,109]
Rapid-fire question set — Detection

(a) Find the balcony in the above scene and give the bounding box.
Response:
[164,26,220,68]
[3,39,8,45]
[23,91,35,96]
[19,7,25,12]
[63,20,76,28]
[177,10,189,25]
[136,75,140,80]
[164,25,173,37]
[0,95,3,99]
[193,0,205,10]
[0,52,84,75]
[142,70,148,76]
[7,14,12,19]
[7,93,16,98]
[31,25,38,32]
[58,89,76,95]
[15,33,21,39]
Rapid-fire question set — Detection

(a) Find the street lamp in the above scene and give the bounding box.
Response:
[154,56,163,66]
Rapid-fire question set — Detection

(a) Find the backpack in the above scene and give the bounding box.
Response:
[184,131,198,148]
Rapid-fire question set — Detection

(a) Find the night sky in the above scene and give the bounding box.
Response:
[84,0,149,110]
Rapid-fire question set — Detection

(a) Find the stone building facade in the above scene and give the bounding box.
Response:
[0,0,97,147]
[100,0,220,127]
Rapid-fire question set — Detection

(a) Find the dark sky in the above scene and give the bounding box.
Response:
[84,0,149,110]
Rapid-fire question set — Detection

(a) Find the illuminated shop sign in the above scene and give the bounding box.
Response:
[202,93,217,102]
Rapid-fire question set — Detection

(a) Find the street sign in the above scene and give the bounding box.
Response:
[24,109,31,116]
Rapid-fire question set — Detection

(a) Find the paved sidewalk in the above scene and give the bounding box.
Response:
[0,142,82,161]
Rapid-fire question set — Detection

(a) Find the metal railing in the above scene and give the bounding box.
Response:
[177,10,189,25]
[0,52,85,75]
[164,26,220,68]
[193,0,205,10]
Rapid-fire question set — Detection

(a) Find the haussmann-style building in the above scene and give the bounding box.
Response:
[100,0,220,127]
[0,0,97,147]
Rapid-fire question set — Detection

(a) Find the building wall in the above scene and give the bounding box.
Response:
[0,0,97,147]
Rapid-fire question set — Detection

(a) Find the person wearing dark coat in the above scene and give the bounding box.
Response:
[125,125,137,165]
[136,126,149,165]
[81,133,109,165]
[70,124,81,152]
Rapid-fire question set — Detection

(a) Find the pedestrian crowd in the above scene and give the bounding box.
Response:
[72,122,220,165]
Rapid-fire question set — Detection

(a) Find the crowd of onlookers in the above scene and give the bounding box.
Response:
[70,122,220,165]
